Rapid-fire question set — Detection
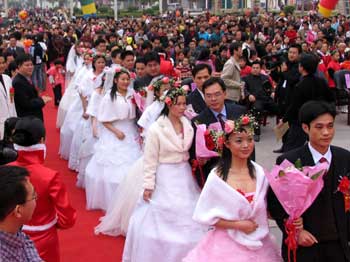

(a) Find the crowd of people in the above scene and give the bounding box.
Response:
[1,6,350,262]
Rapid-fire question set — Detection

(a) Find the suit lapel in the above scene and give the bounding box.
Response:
[300,145,315,166]
[0,77,7,99]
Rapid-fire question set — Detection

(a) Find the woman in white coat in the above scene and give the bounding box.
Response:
[123,87,205,262]
[0,55,16,139]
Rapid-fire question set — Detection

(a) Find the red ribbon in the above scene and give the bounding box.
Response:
[192,159,205,188]
[284,220,297,262]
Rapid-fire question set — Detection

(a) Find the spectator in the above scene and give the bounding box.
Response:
[0,165,42,262]
[10,116,76,262]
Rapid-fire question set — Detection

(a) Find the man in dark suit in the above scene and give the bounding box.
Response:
[190,77,247,187]
[6,35,25,58]
[186,64,212,115]
[13,54,51,121]
[133,51,161,92]
[277,53,335,152]
[268,101,350,262]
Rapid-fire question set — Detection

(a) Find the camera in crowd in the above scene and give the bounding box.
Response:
[0,117,19,165]
[261,49,288,82]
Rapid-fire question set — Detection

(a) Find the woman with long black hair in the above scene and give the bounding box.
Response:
[123,87,205,262]
[84,68,141,211]
[184,116,281,262]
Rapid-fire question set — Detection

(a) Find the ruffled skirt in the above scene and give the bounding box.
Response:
[123,162,206,262]
[95,156,144,236]
[85,119,141,211]
[183,229,282,262]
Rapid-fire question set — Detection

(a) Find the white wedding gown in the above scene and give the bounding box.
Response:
[68,70,101,171]
[76,89,104,188]
[85,89,142,211]
[59,65,92,160]
[56,49,83,128]
[94,100,164,236]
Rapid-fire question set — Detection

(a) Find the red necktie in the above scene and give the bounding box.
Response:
[217,113,225,130]
[319,157,328,164]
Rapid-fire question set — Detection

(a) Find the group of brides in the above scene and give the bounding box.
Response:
[57,48,282,261]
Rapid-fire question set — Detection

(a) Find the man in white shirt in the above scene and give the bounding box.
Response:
[268,100,350,262]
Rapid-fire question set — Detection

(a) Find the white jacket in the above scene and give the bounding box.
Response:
[143,115,194,190]
[0,74,17,139]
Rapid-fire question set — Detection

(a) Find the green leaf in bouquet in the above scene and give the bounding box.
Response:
[310,170,323,181]
[294,158,303,171]
[278,170,286,178]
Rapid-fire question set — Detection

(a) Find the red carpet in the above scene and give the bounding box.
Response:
[42,93,125,262]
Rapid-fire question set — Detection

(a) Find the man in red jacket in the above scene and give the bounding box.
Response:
[9,116,76,262]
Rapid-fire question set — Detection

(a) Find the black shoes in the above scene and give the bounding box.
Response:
[254,135,260,142]
[273,147,284,153]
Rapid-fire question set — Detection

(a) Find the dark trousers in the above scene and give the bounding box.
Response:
[53,84,62,106]
[282,122,308,152]
[251,99,279,135]
[283,240,347,262]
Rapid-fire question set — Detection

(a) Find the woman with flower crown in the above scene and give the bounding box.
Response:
[59,52,93,160]
[123,87,205,262]
[183,116,281,262]
[94,77,172,236]
[68,54,106,171]
[84,68,142,211]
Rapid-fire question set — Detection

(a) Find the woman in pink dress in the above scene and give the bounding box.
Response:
[184,116,282,262]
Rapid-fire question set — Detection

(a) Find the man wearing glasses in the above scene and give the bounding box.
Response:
[9,116,76,262]
[190,77,247,187]
[0,166,43,262]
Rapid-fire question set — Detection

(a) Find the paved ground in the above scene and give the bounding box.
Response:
[256,113,350,246]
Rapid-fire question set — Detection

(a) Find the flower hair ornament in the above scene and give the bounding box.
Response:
[161,84,190,106]
[147,76,181,93]
[224,114,258,135]
[114,67,130,76]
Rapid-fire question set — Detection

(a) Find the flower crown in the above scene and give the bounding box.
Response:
[161,85,190,105]
[147,77,180,93]
[114,67,130,75]
[92,52,107,59]
[224,114,258,135]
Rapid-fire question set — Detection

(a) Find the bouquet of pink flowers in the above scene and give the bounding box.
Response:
[195,122,225,159]
[266,159,329,262]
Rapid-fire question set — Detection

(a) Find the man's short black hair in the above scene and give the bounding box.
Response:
[144,51,160,65]
[111,48,122,58]
[251,60,261,67]
[94,38,106,47]
[289,44,302,54]
[135,57,146,65]
[299,101,336,126]
[120,50,134,60]
[202,77,226,94]
[0,166,29,221]
[192,63,212,77]
[299,53,319,75]
[141,40,153,50]
[15,54,33,67]
[229,42,242,56]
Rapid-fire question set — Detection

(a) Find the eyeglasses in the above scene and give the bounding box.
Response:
[205,92,224,100]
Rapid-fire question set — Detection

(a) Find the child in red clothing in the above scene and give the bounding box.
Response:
[47,59,65,106]
[239,57,252,78]
[340,51,350,70]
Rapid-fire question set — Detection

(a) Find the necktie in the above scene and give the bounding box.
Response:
[217,113,225,130]
[319,157,328,164]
